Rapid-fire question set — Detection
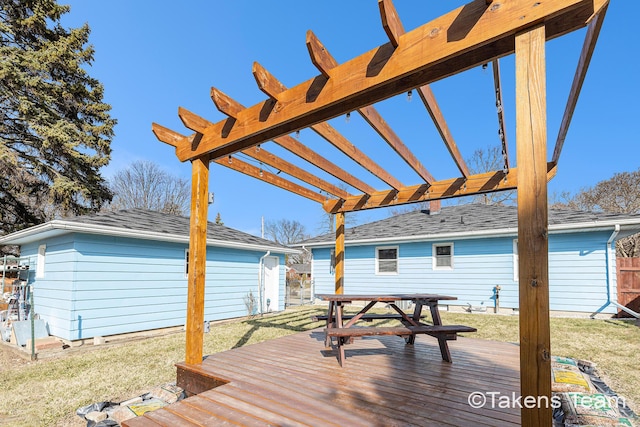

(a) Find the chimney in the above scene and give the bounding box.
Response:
[429,199,441,214]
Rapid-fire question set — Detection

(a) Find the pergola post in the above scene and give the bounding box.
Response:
[185,155,210,365]
[335,212,345,294]
[515,24,552,426]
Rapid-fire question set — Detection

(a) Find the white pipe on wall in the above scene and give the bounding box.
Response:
[603,224,639,319]
[259,251,271,315]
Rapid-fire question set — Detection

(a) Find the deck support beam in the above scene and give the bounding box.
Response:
[185,156,210,365]
[335,213,345,294]
[516,24,552,427]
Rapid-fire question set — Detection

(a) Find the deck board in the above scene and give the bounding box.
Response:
[124,330,521,426]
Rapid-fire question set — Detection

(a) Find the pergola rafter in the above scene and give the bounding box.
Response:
[178,107,351,199]
[553,2,609,164]
[210,87,376,194]
[153,1,610,425]
[152,123,329,204]
[378,0,470,179]
[306,30,435,185]
[252,61,403,190]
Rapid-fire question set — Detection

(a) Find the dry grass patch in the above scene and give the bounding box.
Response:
[0,306,637,426]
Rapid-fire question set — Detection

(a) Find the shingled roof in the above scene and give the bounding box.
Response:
[0,208,294,252]
[299,204,640,247]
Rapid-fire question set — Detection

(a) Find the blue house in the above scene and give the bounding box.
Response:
[0,209,295,342]
[299,204,640,317]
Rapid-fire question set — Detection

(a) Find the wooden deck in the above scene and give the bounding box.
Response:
[123,330,521,426]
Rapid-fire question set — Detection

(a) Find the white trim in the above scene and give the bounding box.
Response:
[432,242,454,270]
[513,239,519,282]
[296,218,640,248]
[36,244,46,279]
[0,220,298,254]
[375,246,399,275]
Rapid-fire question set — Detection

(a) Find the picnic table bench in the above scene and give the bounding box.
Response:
[311,313,425,322]
[316,293,477,366]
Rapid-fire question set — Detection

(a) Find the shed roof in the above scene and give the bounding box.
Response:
[299,204,640,247]
[288,263,312,275]
[0,209,296,253]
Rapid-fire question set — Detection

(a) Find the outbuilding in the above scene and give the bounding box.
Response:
[0,209,294,342]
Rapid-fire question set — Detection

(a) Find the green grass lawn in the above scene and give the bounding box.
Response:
[0,306,638,426]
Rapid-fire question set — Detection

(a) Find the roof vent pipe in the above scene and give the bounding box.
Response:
[429,200,441,215]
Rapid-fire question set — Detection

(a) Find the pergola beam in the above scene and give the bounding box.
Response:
[552,6,608,164]
[210,87,376,195]
[307,30,435,184]
[378,0,470,179]
[323,164,557,214]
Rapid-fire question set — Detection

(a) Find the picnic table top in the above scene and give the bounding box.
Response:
[316,293,458,302]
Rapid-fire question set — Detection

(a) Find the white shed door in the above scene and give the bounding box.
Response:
[263,256,279,312]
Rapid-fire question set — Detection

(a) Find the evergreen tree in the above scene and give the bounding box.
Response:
[0,0,115,234]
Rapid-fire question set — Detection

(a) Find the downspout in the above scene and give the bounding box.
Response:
[302,246,313,300]
[603,225,640,318]
[259,251,270,315]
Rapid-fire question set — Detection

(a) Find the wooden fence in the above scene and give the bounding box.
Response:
[616,257,640,317]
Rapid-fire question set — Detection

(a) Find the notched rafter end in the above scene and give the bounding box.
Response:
[252,62,287,100]
[210,87,244,119]
[306,30,337,77]
[178,107,210,134]
[152,123,184,147]
[378,0,405,48]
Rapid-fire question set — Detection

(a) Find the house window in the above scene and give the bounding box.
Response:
[36,244,46,278]
[376,246,398,275]
[432,243,453,270]
[513,239,519,282]
[184,249,189,278]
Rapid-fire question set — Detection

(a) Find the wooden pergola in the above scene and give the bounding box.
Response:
[152,1,609,425]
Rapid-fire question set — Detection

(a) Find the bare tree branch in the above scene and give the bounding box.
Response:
[104,160,190,215]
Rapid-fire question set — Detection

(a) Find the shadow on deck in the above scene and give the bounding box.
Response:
[123,330,521,426]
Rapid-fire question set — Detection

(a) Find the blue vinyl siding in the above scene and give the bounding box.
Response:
[312,231,617,315]
[25,233,285,340]
[21,236,77,339]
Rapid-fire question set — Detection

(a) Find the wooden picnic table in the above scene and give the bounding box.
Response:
[316,293,476,366]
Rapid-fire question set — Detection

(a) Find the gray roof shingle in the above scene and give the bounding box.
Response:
[300,204,640,245]
[66,208,289,249]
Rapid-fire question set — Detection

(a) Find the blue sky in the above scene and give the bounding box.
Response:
[60,0,638,238]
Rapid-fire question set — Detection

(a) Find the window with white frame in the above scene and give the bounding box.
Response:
[376,246,398,275]
[513,239,519,282]
[36,244,46,278]
[432,243,453,270]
